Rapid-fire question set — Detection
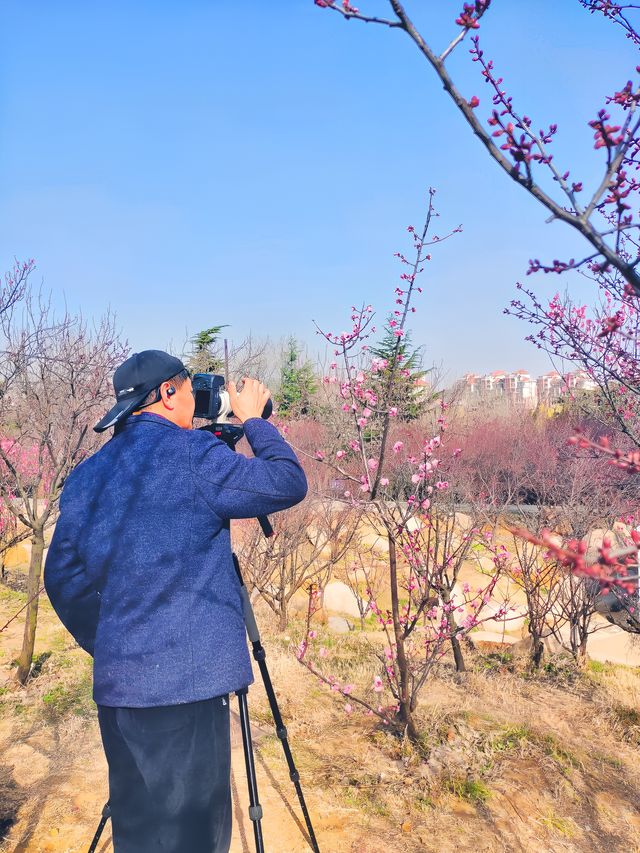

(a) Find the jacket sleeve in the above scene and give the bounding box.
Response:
[44,488,99,656]
[190,418,308,520]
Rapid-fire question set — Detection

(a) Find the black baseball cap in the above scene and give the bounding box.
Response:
[94,350,188,433]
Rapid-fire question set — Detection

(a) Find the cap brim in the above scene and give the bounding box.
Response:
[94,396,145,433]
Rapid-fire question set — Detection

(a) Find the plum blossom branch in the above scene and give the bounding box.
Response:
[314,0,401,27]
[295,584,394,724]
[315,0,640,293]
[580,1,640,46]
[509,525,639,594]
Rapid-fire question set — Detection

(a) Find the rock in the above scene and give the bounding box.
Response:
[359,532,388,550]
[511,633,568,660]
[323,581,363,618]
[327,615,351,633]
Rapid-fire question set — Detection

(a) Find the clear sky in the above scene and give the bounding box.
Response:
[1,1,637,381]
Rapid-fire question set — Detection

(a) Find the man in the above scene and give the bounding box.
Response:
[44,350,307,852]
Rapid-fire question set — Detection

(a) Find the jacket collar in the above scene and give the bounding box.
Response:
[121,412,183,431]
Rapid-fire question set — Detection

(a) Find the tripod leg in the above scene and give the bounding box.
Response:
[251,644,320,853]
[87,802,111,853]
[233,557,320,853]
[236,688,265,853]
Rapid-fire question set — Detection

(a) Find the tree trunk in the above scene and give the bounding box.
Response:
[449,627,466,673]
[387,532,419,741]
[576,633,588,668]
[442,589,466,672]
[16,526,45,685]
[278,600,288,632]
[531,636,544,669]
[569,620,579,659]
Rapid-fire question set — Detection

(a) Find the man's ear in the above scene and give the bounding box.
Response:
[159,382,176,407]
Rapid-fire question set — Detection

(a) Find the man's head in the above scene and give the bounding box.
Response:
[94,350,195,432]
[133,367,195,429]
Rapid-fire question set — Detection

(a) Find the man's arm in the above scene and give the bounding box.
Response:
[191,418,308,520]
[44,493,99,656]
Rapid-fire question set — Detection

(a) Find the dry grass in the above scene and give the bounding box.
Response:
[1,586,640,852]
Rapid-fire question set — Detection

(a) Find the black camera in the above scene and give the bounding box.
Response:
[192,373,273,422]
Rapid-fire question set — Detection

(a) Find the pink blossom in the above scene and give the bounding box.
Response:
[388,407,398,417]
[357,417,368,428]
[393,441,403,453]
[380,477,389,486]
[373,676,383,692]
[344,703,353,714]
[367,458,378,470]
[336,450,346,459]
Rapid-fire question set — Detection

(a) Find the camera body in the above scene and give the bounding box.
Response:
[192,373,273,428]
[192,373,232,421]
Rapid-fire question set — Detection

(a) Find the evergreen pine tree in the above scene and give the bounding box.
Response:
[369,318,429,421]
[275,337,317,417]
[188,325,228,374]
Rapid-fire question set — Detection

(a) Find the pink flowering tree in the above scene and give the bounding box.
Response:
[459,409,638,654]
[315,0,640,610]
[0,496,18,581]
[293,194,510,740]
[508,259,640,444]
[0,280,127,683]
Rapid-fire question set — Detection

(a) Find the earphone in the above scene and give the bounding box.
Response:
[166,386,176,397]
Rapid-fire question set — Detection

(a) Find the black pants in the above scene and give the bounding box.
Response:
[97,695,232,853]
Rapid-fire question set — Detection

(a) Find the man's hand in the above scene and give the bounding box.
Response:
[228,378,271,424]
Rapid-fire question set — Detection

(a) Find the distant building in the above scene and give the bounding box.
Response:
[459,369,598,408]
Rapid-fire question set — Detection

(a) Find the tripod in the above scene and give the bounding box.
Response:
[88,541,320,853]
[232,552,320,853]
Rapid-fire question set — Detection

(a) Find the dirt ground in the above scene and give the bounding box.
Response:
[2,579,640,853]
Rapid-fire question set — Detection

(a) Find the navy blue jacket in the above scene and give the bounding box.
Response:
[44,413,307,707]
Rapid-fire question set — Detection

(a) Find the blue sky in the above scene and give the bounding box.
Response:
[1,1,637,381]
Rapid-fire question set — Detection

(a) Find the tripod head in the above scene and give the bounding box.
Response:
[198,421,245,450]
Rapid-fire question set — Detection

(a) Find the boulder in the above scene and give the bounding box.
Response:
[322,581,363,618]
